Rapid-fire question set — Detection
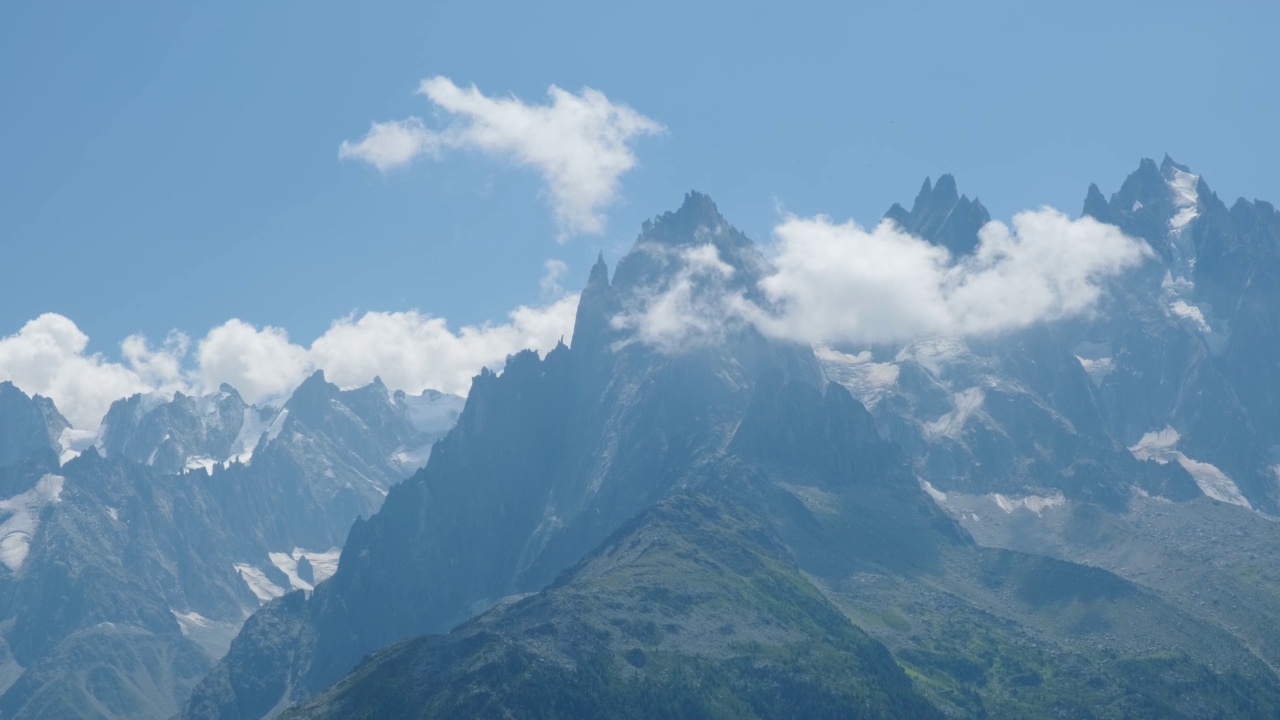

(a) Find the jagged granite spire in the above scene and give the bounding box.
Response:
[1082,183,1114,223]
[931,173,960,206]
[1161,153,1192,175]
[884,174,990,255]
[634,190,736,249]
[586,251,609,289]
[570,252,617,353]
[613,190,764,295]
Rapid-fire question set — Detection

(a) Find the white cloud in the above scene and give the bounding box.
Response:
[196,320,311,405]
[0,315,176,429]
[340,76,663,237]
[310,296,579,397]
[121,332,190,392]
[612,208,1151,351]
[753,208,1151,345]
[338,118,439,172]
[0,296,579,431]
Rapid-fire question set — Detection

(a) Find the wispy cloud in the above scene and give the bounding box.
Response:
[338,118,439,172]
[340,77,663,238]
[610,243,747,353]
[539,259,570,300]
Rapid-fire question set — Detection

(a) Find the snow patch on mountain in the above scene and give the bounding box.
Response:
[1076,356,1114,385]
[991,491,1065,515]
[1074,341,1114,385]
[193,390,229,419]
[1168,168,1200,233]
[225,407,280,466]
[1169,300,1210,333]
[172,609,242,658]
[896,337,971,378]
[172,610,213,635]
[1129,427,1251,508]
[924,387,984,440]
[817,347,900,408]
[266,547,341,592]
[920,480,1064,519]
[57,427,97,465]
[397,390,465,436]
[1159,273,1228,352]
[233,564,286,603]
[184,457,216,475]
[0,474,65,571]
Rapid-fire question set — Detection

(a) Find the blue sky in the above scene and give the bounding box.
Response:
[1,1,1278,423]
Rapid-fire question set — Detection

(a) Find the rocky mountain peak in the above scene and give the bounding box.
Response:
[1082,182,1114,223]
[0,382,67,468]
[586,251,610,289]
[631,190,749,257]
[932,173,960,205]
[884,173,990,255]
[1160,153,1192,177]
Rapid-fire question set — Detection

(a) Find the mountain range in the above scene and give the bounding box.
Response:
[4,156,1280,717]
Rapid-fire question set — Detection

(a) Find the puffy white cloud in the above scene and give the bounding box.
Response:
[0,295,579,430]
[754,208,1151,345]
[196,320,311,405]
[340,77,663,237]
[310,296,579,397]
[612,208,1151,352]
[0,315,162,429]
[338,118,439,172]
[121,331,190,392]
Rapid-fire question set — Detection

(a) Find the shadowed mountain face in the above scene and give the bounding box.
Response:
[182,178,1280,719]
[281,489,949,720]
[281,370,1280,720]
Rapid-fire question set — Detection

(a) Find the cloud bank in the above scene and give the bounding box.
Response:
[340,77,663,237]
[614,208,1151,350]
[0,297,578,430]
